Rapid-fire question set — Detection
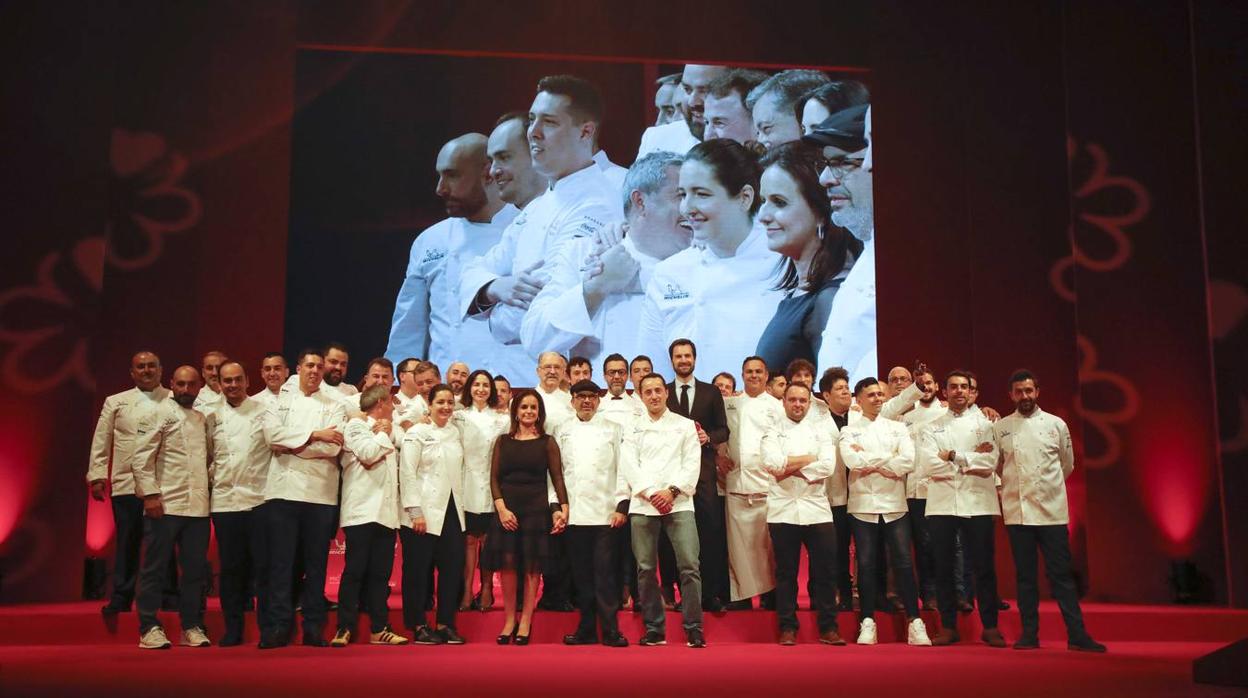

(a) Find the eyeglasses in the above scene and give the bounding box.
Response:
[604,368,628,376]
[574,393,599,401]
[818,155,866,178]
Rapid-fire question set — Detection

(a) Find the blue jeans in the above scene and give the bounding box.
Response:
[630,510,702,634]
[851,514,919,619]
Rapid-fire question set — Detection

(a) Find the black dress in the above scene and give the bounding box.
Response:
[480,434,568,573]
[755,277,843,373]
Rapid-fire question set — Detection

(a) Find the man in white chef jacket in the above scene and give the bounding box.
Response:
[903,368,946,607]
[620,373,706,648]
[818,366,856,608]
[520,151,691,368]
[839,377,931,647]
[88,350,173,615]
[261,349,347,648]
[994,369,1105,653]
[252,352,289,410]
[535,351,575,434]
[637,64,724,157]
[331,385,409,647]
[207,361,274,646]
[385,133,518,373]
[917,370,1005,647]
[552,380,630,647]
[598,353,644,429]
[761,382,844,645]
[131,366,212,649]
[459,75,622,379]
[192,350,228,415]
[719,356,781,609]
[395,358,438,428]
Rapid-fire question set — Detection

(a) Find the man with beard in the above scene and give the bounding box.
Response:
[902,367,946,608]
[598,353,643,428]
[193,350,228,415]
[132,366,211,649]
[444,361,470,403]
[252,352,289,410]
[808,104,875,383]
[520,151,691,368]
[387,134,518,373]
[747,70,830,151]
[704,69,769,147]
[637,64,725,157]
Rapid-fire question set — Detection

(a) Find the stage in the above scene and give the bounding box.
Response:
[1,600,1244,697]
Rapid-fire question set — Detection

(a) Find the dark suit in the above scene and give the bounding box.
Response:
[668,378,730,606]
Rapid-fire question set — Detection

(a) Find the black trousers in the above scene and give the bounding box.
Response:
[267,499,336,637]
[110,494,179,607]
[930,515,999,630]
[852,514,919,619]
[693,483,728,604]
[1006,524,1090,640]
[566,524,622,638]
[338,523,396,633]
[540,531,573,605]
[831,505,853,604]
[770,522,839,633]
[212,508,270,638]
[907,499,937,598]
[399,499,465,630]
[137,514,209,633]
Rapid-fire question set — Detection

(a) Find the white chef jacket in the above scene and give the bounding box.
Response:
[395,390,428,426]
[536,387,575,435]
[839,414,913,521]
[881,381,920,421]
[993,408,1075,526]
[262,388,346,505]
[593,150,627,192]
[385,206,519,373]
[132,397,210,518]
[192,387,224,417]
[723,393,782,495]
[87,386,170,495]
[597,392,643,430]
[636,120,699,158]
[817,238,876,384]
[903,400,948,499]
[399,421,466,535]
[825,410,858,507]
[280,375,358,404]
[250,387,282,411]
[551,414,625,526]
[918,409,1000,517]
[339,416,402,530]
[638,221,784,380]
[206,397,271,513]
[457,163,622,378]
[453,405,509,514]
[521,235,664,370]
[619,408,700,517]
[761,416,839,525]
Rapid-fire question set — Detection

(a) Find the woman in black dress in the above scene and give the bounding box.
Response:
[755,141,860,372]
[481,390,568,644]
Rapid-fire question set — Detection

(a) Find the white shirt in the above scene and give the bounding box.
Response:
[903,399,948,499]
[262,388,346,505]
[598,392,644,430]
[399,421,466,536]
[457,164,622,379]
[881,381,921,421]
[537,387,575,434]
[395,390,428,426]
[636,120,699,158]
[619,409,700,517]
[723,392,782,495]
[386,206,519,372]
[250,387,283,411]
[593,150,627,192]
[638,221,784,380]
[453,405,509,514]
[132,397,210,517]
[918,409,1000,517]
[520,235,664,369]
[839,414,913,520]
[339,416,402,529]
[87,386,170,496]
[817,238,876,384]
[552,414,625,526]
[206,397,271,513]
[825,410,858,506]
[994,407,1074,526]
[192,387,224,417]
[761,416,839,525]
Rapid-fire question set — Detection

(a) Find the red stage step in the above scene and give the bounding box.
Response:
[2,600,1245,647]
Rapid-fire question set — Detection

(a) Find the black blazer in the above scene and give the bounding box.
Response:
[667,379,730,490]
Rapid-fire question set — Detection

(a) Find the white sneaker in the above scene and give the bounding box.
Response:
[181,626,211,647]
[856,617,877,645]
[907,618,932,646]
[139,626,172,649]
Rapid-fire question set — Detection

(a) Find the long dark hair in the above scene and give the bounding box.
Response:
[460,369,498,409]
[508,389,547,436]
[759,141,859,292]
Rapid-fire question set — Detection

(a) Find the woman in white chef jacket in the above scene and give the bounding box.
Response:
[399,383,469,645]
[454,369,510,612]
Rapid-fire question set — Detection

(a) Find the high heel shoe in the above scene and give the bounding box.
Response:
[514,626,531,645]
[497,628,516,645]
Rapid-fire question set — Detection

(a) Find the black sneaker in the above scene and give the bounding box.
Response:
[639,630,667,646]
[1068,636,1107,653]
[563,633,598,645]
[1013,634,1040,650]
[258,632,287,650]
[602,633,629,648]
[412,626,446,645]
[438,626,466,645]
[686,628,706,648]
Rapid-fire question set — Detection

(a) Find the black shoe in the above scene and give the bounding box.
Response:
[101,601,130,615]
[1013,634,1040,650]
[219,632,243,647]
[640,630,667,646]
[514,632,531,646]
[686,628,706,648]
[258,633,287,650]
[497,629,515,645]
[1068,636,1107,653]
[563,632,598,645]
[998,600,1011,611]
[438,626,466,645]
[302,632,329,647]
[724,600,753,611]
[703,598,725,613]
[412,626,445,645]
[602,633,629,648]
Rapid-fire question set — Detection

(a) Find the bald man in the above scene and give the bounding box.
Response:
[386,133,519,373]
[193,350,228,415]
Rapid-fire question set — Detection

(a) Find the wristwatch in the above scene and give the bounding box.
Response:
[668,486,681,498]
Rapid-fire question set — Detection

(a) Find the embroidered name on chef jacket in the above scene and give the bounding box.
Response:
[663,283,690,300]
